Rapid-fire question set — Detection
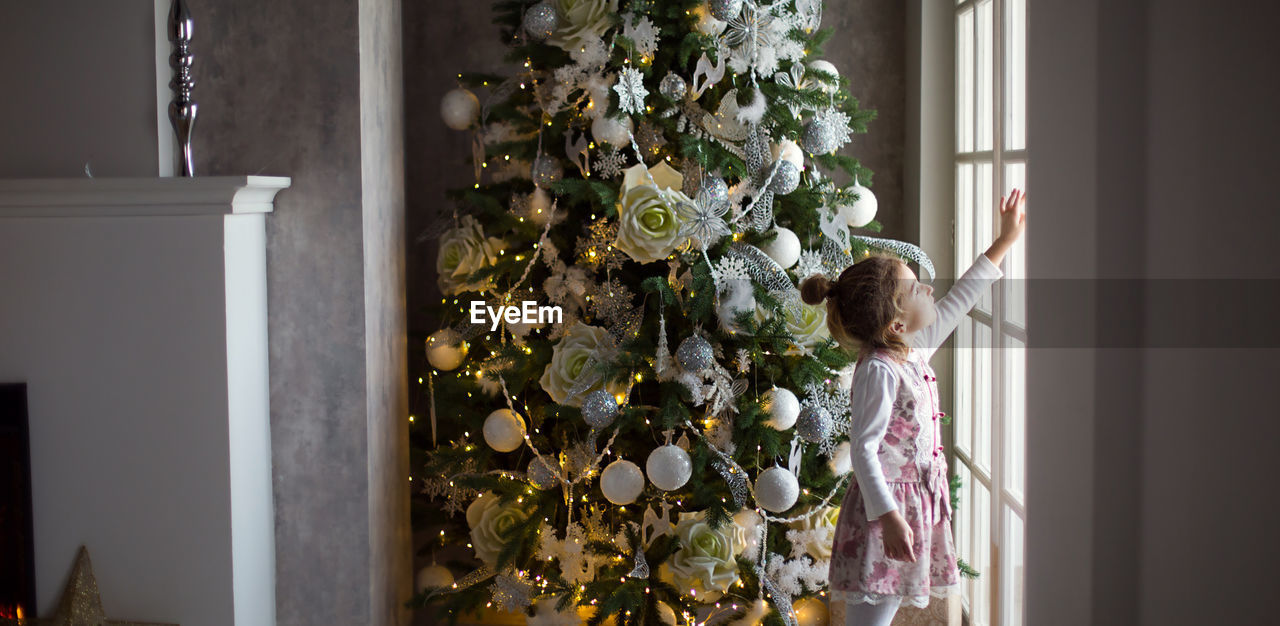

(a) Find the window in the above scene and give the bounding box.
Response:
[954,0,1027,625]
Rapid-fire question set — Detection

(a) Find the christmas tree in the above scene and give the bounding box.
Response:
[411,1,974,624]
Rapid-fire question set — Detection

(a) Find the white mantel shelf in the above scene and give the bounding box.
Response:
[0,175,291,217]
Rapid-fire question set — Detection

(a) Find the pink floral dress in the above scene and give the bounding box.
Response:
[827,253,1004,609]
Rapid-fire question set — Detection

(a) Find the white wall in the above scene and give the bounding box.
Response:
[0,215,235,624]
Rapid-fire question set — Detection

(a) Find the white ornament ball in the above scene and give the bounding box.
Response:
[841,181,878,228]
[755,466,800,512]
[794,596,830,626]
[770,139,805,169]
[600,459,645,505]
[807,59,841,94]
[528,187,554,226]
[416,563,455,593]
[692,6,728,36]
[440,88,480,131]
[482,409,526,453]
[646,444,693,491]
[762,227,801,269]
[656,601,678,625]
[762,387,800,430]
[425,329,468,371]
[591,114,633,146]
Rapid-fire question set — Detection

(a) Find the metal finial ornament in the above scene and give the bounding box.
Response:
[168,0,197,177]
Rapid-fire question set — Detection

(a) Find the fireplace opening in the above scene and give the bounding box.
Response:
[0,384,35,620]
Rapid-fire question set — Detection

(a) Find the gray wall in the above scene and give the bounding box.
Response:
[1029,0,1280,624]
[194,0,410,624]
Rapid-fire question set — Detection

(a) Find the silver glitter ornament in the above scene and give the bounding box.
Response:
[523,2,559,41]
[796,405,831,443]
[697,174,729,207]
[676,335,714,372]
[768,160,801,195]
[659,72,687,101]
[581,388,620,429]
[708,0,744,22]
[801,117,841,155]
[531,154,563,189]
[527,456,558,490]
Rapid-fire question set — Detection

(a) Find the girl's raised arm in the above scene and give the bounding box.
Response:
[908,253,1004,360]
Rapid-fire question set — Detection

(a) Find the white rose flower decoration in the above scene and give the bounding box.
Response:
[539,321,628,407]
[788,505,842,560]
[783,300,831,351]
[466,492,530,569]
[615,161,693,263]
[436,215,508,295]
[547,0,618,54]
[660,511,743,600]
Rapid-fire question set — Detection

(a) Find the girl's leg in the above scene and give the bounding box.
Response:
[844,595,903,626]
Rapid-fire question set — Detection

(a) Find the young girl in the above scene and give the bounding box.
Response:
[800,189,1027,625]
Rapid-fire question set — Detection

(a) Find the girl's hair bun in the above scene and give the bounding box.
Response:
[799,274,833,306]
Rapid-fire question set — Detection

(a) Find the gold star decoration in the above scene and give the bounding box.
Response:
[1,546,179,626]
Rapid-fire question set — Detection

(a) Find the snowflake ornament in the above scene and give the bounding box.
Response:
[622,14,658,60]
[613,67,648,115]
[593,145,628,179]
[792,249,826,280]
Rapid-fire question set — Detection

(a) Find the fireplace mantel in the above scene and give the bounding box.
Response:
[0,176,290,217]
[0,175,289,626]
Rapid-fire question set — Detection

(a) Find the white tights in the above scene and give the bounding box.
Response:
[843,596,903,626]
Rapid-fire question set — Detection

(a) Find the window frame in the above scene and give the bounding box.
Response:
[950,0,1028,625]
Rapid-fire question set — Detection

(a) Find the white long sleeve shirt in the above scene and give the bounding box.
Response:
[848,253,1004,521]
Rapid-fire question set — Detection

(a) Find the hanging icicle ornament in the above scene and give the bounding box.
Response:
[581,388,620,429]
[676,334,715,372]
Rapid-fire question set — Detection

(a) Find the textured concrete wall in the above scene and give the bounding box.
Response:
[404,0,908,335]
[194,0,409,624]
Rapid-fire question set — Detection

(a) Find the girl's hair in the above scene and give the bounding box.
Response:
[799,253,912,364]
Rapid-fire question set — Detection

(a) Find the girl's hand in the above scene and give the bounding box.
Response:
[879,509,916,562]
[997,188,1027,245]
[983,188,1027,267]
